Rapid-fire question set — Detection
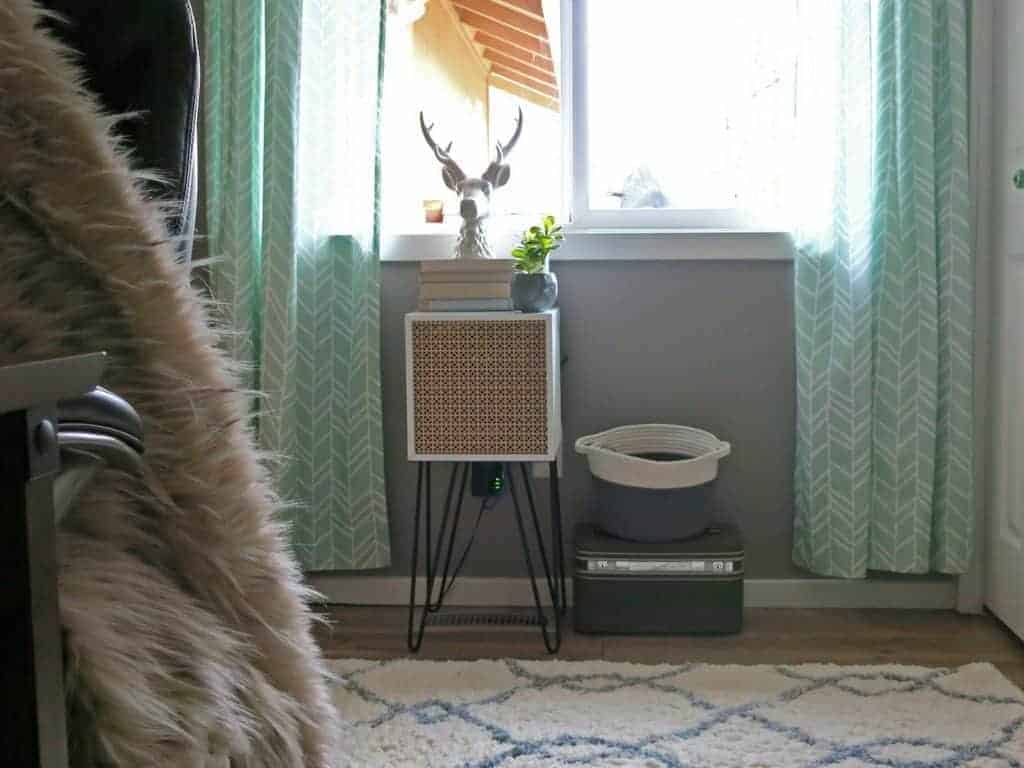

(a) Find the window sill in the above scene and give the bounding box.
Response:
[380,228,795,262]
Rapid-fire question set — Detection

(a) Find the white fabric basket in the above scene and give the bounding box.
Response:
[574,424,731,490]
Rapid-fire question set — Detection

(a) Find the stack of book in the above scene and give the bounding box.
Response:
[418,259,516,311]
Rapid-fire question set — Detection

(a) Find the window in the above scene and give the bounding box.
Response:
[381,0,563,237]
[380,0,803,245]
[572,0,801,230]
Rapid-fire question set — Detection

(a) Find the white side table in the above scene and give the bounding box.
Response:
[404,310,565,652]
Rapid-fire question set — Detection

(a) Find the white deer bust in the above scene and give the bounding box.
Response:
[419,108,523,260]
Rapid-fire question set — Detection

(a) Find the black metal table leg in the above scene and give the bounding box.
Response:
[407,463,429,652]
[518,464,557,605]
[550,458,567,615]
[433,463,469,608]
[408,460,566,654]
[507,462,561,653]
[409,462,469,650]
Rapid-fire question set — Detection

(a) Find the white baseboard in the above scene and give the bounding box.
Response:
[307,575,957,610]
[743,578,956,609]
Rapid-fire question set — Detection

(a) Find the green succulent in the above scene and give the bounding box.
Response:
[511,215,564,273]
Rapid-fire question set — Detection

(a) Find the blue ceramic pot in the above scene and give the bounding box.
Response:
[511,271,558,313]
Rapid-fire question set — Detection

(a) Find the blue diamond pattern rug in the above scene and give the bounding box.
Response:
[331,659,1024,767]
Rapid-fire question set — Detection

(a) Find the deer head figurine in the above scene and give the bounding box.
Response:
[419,107,523,259]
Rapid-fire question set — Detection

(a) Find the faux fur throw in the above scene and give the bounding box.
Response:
[0,3,339,765]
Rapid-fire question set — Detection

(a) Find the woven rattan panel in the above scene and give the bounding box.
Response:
[411,318,548,456]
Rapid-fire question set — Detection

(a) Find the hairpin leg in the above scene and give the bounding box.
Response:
[426,462,459,612]
[550,458,567,615]
[508,462,561,653]
[409,460,565,653]
[409,462,472,650]
[407,463,431,652]
[518,464,558,606]
[434,463,469,607]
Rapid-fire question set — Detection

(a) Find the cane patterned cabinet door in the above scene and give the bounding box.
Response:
[405,311,561,461]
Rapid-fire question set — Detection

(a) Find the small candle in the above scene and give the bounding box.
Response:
[423,200,444,223]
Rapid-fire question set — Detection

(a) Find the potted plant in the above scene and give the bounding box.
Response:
[510,214,563,312]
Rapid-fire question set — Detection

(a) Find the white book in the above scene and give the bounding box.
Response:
[419,269,514,284]
[419,283,511,300]
[420,259,515,273]
[419,298,515,311]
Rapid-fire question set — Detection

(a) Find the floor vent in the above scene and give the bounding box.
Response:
[425,612,544,628]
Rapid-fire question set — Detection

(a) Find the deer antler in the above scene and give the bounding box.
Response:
[419,112,466,191]
[482,106,523,189]
[497,106,524,158]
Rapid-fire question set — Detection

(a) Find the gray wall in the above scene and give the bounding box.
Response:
[375,258,805,579]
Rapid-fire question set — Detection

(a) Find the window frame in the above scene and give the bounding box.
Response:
[563,0,781,234]
[378,0,793,261]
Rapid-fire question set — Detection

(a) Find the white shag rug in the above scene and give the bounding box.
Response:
[331,659,1024,767]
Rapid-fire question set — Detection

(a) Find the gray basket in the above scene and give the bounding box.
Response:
[575,424,731,542]
[592,475,714,542]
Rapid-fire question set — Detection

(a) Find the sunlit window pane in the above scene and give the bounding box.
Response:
[381,0,562,234]
[585,0,799,212]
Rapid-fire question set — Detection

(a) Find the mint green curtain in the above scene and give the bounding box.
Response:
[793,0,973,577]
[203,0,390,570]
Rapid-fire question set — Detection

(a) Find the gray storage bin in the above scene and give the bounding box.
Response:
[574,522,744,634]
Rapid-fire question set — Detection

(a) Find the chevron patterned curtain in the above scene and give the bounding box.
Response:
[203,0,390,570]
[792,0,973,577]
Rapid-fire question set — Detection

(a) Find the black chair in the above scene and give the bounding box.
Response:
[42,0,200,261]
[41,0,201,518]
[0,3,200,765]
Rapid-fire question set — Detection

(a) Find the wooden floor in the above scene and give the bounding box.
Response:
[315,606,1024,688]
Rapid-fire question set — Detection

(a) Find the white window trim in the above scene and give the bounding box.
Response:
[381,230,794,261]
[379,0,792,261]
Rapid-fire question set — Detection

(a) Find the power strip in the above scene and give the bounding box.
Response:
[470,462,506,497]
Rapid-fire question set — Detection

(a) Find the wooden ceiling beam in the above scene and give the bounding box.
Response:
[455,8,552,57]
[483,48,556,86]
[490,74,559,111]
[453,0,547,40]
[474,31,552,71]
[490,63,559,98]
[491,0,544,21]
